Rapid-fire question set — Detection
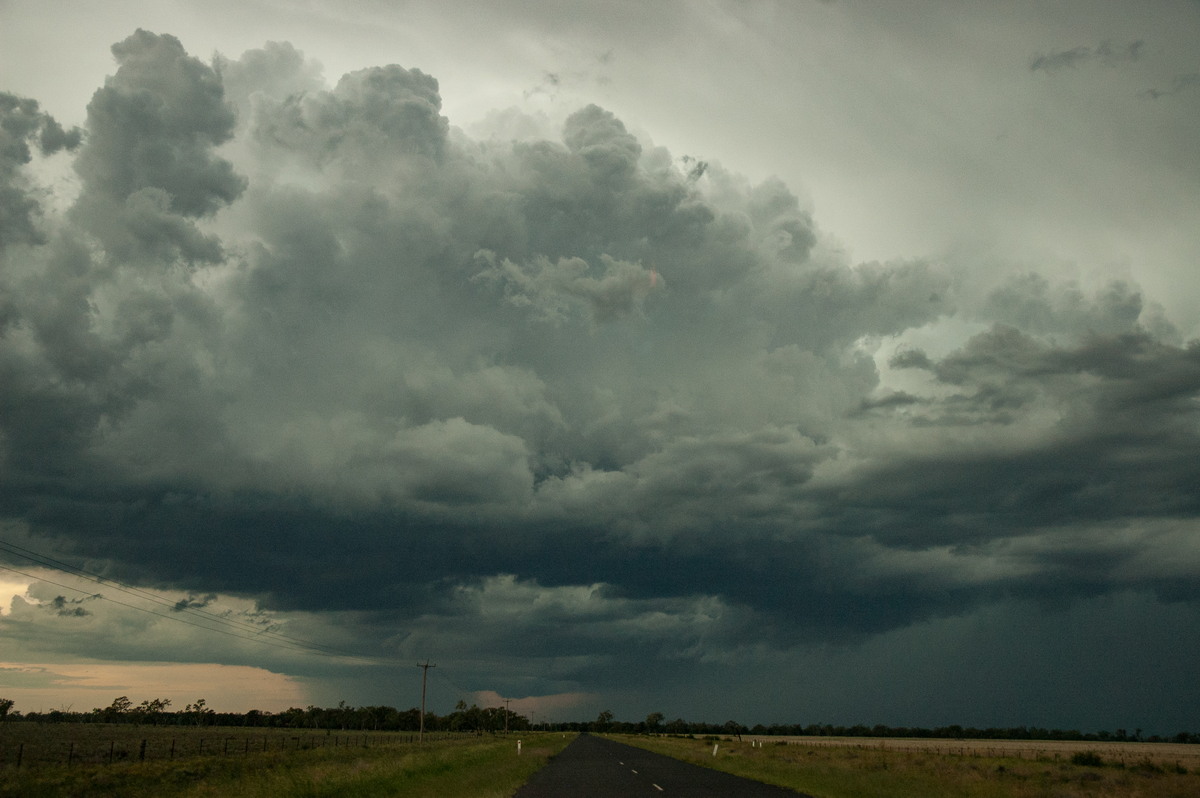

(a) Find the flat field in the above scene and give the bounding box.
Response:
[616,734,1200,798]
[0,723,449,769]
[747,735,1200,767]
[0,725,573,797]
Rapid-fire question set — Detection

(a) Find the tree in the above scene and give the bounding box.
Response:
[594,709,614,732]
[279,707,306,728]
[185,698,215,725]
[0,698,13,720]
[137,698,171,725]
[102,695,133,723]
[645,712,664,733]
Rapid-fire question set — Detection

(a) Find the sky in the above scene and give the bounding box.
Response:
[1,0,1199,733]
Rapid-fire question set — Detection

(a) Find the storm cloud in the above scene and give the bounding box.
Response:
[2,17,1199,731]
[1030,40,1145,72]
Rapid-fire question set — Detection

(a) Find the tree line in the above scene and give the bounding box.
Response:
[735,722,1200,745]
[3,697,1197,744]
[0,696,531,733]
[585,711,1200,745]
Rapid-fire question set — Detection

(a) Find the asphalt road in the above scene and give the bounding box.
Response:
[512,734,811,797]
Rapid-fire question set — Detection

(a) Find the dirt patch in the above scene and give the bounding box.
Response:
[521,747,556,758]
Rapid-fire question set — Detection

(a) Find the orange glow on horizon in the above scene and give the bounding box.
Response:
[0,661,309,714]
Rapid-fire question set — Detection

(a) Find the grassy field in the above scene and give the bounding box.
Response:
[0,723,455,769]
[0,727,574,797]
[614,734,1200,798]
[746,735,1200,767]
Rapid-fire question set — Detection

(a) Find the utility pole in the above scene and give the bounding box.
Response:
[504,698,511,733]
[417,662,435,743]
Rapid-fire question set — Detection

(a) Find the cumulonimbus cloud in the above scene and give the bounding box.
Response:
[1,29,1197,716]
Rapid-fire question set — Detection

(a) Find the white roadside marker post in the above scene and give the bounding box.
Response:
[518,740,522,755]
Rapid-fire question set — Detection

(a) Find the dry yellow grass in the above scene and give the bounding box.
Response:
[618,735,1200,798]
[743,736,1200,767]
[0,732,574,798]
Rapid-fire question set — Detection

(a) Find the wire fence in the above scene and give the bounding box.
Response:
[0,726,472,771]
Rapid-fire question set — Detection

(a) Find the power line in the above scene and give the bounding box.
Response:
[432,667,477,707]
[5,556,494,719]
[0,538,353,656]
[418,661,435,742]
[0,561,351,658]
[0,541,384,665]
[0,538,493,695]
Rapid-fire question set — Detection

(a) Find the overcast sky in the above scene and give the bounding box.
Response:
[1,0,1199,733]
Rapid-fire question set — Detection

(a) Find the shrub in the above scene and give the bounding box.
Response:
[1130,758,1163,774]
[1071,751,1104,767]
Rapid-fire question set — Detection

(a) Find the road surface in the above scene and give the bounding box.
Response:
[513,734,810,797]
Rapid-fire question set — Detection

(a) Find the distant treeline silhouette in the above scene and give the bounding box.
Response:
[642,720,1199,745]
[779,723,1200,745]
[578,712,1199,745]
[1,696,530,733]
[3,696,1197,744]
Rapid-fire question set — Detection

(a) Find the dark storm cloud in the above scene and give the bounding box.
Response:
[839,329,1200,559]
[0,32,244,488]
[48,594,97,617]
[0,92,80,248]
[1030,40,1144,72]
[1144,71,1200,99]
[979,274,1156,339]
[71,30,244,265]
[249,63,448,166]
[172,592,217,611]
[75,30,244,217]
[2,29,1199,723]
[214,40,326,112]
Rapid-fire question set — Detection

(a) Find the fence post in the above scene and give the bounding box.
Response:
[139,739,147,762]
[68,741,74,767]
[170,738,176,759]
[17,743,23,768]
[109,739,115,765]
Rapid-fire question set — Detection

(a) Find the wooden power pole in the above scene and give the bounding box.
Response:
[418,661,435,742]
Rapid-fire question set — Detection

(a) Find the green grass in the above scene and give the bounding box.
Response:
[0,731,574,797]
[612,735,1200,798]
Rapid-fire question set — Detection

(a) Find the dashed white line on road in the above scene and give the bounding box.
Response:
[652,785,664,792]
